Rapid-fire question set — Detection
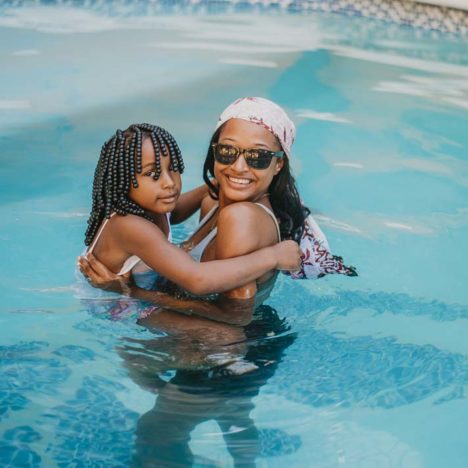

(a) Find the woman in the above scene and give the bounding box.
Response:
[80,97,307,326]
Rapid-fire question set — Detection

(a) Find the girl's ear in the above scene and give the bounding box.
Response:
[274,157,284,175]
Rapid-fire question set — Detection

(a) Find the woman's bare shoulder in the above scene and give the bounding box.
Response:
[218,202,271,224]
[217,202,278,250]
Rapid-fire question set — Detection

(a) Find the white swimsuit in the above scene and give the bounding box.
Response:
[83,213,172,290]
[187,202,281,306]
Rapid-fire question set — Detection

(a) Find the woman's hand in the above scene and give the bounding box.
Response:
[77,253,133,295]
[271,240,302,271]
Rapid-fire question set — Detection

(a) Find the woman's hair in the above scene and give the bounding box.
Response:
[85,123,184,246]
[203,126,310,242]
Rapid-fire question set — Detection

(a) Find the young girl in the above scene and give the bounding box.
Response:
[78,123,301,299]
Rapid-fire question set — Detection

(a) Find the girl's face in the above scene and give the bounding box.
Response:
[129,137,181,214]
[214,119,284,204]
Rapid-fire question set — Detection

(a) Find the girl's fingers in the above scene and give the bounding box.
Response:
[81,257,98,276]
[77,257,91,276]
[86,253,116,280]
[78,257,104,285]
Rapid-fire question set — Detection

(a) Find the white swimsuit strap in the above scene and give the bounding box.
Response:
[254,203,281,241]
[86,213,116,254]
[166,212,172,243]
[192,203,219,235]
[188,227,218,262]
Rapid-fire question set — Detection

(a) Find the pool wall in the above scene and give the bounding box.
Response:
[290,0,468,34]
[1,1,467,34]
[224,0,468,34]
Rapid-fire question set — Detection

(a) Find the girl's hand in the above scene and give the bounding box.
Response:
[77,253,133,295]
[271,240,302,271]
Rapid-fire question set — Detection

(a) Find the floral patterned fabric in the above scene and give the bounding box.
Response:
[289,214,357,280]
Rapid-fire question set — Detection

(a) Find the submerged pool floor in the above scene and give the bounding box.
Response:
[1,4,468,467]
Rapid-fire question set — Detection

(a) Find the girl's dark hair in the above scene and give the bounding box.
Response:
[85,123,184,246]
[203,126,309,242]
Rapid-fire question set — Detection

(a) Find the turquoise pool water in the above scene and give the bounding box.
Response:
[1,2,468,467]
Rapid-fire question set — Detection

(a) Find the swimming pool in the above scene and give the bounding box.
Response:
[1,1,468,466]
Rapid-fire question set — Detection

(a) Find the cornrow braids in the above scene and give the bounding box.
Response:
[84,123,184,246]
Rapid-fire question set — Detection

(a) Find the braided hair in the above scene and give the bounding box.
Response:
[85,123,184,246]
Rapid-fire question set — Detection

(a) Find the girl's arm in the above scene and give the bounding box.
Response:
[78,259,254,326]
[170,183,211,225]
[106,214,300,296]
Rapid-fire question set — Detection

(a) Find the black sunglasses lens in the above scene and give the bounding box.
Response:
[244,149,273,169]
[215,153,234,164]
[213,144,237,165]
[213,144,274,169]
[246,156,272,169]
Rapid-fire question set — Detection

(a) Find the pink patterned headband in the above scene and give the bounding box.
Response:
[215,97,296,158]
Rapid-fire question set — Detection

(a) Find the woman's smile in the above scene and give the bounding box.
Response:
[226,175,254,186]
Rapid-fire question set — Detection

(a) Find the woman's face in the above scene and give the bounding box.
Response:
[129,137,181,214]
[214,118,284,204]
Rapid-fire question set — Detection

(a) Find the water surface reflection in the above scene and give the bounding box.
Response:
[118,305,298,467]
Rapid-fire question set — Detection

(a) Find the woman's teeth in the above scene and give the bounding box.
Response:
[228,176,251,185]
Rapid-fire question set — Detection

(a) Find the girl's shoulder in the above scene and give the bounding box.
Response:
[108,212,147,228]
[107,213,165,238]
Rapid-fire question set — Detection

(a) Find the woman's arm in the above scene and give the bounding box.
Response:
[170,183,211,225]
[130,287,255,326]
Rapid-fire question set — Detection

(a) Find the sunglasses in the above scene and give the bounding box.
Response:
[212,143,284,170]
